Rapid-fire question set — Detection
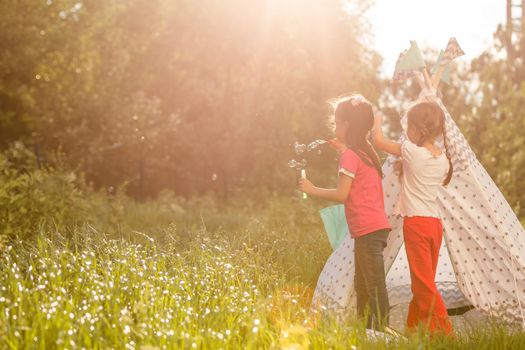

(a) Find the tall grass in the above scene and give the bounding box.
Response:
[2,220,525,349]
[1,228,361,349]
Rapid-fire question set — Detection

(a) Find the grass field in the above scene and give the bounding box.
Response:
[2,191,525,349]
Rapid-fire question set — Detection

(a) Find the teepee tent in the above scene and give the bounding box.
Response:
[312,38,525,326]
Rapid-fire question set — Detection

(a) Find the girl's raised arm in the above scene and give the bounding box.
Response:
[372,108,402,157]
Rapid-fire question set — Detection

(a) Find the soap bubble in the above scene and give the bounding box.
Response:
[294,142,306,155]
[289,139,328,170]
[305,139,328,152]
[294,139,327,155]
[288,159,306,170]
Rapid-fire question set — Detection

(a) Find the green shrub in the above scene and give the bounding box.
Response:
[0,143,90,240]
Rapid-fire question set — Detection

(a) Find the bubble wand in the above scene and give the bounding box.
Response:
[301,169,307,199]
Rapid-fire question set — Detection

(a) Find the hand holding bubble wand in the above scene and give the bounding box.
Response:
[288,158,308,199]
[290,138,347,199]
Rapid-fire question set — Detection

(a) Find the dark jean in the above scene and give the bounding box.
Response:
[354,229,390,330]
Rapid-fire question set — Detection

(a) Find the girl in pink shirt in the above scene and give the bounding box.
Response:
[299,95,391,330]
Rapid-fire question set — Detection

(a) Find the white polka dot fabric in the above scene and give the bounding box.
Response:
[312,98,525,326]
[311,233,356,316]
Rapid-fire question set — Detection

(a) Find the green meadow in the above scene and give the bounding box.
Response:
[2,151,525,349]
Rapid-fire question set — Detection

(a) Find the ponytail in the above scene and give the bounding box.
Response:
[358,141,383,177]
[353,143,383,178]
[442,121,453,186]
[417,126,429,147]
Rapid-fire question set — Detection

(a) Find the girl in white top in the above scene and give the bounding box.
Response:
[372,101,454,335]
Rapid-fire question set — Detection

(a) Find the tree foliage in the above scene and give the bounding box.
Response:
[0,0,381,198]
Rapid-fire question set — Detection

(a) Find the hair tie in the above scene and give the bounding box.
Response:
[350,95,366,106]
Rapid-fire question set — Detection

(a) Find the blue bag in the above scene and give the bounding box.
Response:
[319,204,350,250]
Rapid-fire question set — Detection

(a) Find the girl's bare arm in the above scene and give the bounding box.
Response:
[298,174,353,203]
[372,108,402,156]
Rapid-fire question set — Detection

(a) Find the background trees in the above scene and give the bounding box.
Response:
[1,0,524,218]
[0,0,381,198]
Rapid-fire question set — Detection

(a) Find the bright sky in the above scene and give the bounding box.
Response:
[367,0,506,75]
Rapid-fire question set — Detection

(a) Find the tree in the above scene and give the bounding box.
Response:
[1,0,381,198]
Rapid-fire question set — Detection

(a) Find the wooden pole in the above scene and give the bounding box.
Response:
[507,0,515,60]
[431,65,447,89]
[521,0,525,57]
[422,68,433,89]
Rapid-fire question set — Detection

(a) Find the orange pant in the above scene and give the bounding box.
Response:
[403,216,452,335]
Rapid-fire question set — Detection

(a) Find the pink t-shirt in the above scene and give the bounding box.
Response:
[339,149,391,238]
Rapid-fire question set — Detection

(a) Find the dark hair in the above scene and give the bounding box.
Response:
[334,95,383,177]
[406,101,453,186]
